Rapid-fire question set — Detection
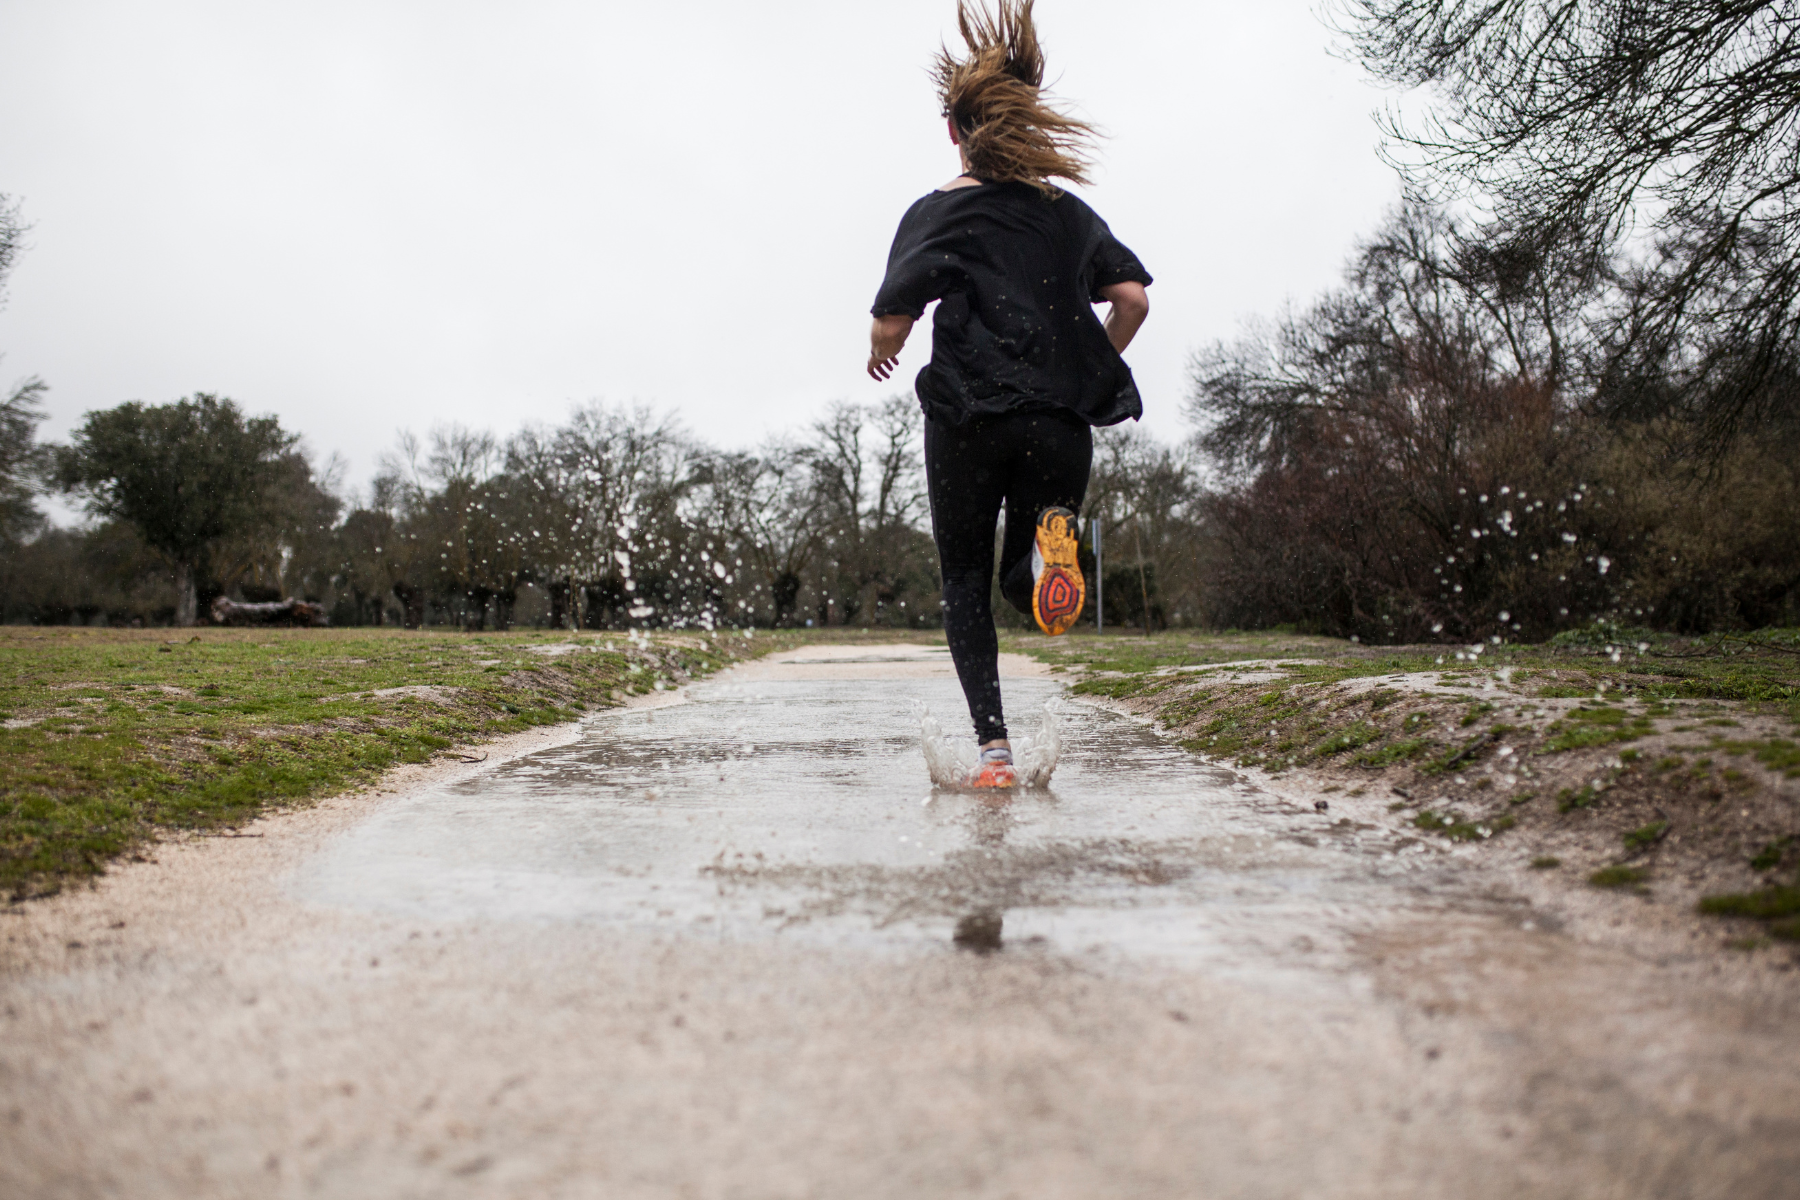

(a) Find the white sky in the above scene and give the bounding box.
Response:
[0,0,1404,513]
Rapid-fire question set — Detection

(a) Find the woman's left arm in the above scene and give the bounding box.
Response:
[868,314,916,381]
[1098,281,1149,354]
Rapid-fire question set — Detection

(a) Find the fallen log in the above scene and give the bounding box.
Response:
[210,596,328,627]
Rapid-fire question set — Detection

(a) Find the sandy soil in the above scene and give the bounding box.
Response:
[3,645,1798,1199]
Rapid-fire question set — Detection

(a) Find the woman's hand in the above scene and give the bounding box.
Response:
[868,314,915,381]
[1097,281,1150,354]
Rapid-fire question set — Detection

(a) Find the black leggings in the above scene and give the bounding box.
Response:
[925,410,1092,742]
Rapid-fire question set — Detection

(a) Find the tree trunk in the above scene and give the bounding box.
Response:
[1133,518,1153,638]
[549,579,569,630]
[392,581,426,629]
[463,587,492,632]
[175,561,198,627]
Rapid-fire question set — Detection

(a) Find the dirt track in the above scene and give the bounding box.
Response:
[4,644,1797,1198]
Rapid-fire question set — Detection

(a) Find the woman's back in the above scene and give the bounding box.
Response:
[872,181,1150,426]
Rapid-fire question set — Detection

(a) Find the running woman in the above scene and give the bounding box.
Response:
[868,0,1151,788]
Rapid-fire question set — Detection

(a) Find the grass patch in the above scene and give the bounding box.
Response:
[1459,701,1496,727]
[1750,837,1793,872]
[1353,737,1434,768]
[1530,856,1562,869]
[1709,737,1800,777]
[1557,783,1600,812]
[1589,865,1650,889]
[1316,721,1380,756]
[0,626,778,899]
[1622,820,1669,852]
[1541,705,1654,753]
[1696,885,1800,921]
[1413,810,1516,841]
[1422,732,1500,774]
[1696,882,1800,943]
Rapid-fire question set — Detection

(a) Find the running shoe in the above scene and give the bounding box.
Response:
[969,746,1016,789]
[1030,506,1085,636]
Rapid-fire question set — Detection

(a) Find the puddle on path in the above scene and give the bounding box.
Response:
[298,648,1486,978]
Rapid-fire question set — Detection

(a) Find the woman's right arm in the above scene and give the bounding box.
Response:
[868,314,915,381]
[1098,281,1149,354]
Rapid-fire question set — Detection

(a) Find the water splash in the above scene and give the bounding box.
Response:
[918,702,1062,791]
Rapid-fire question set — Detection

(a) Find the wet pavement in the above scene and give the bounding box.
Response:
[300,645,1454,981]
[8,643,1800,1199]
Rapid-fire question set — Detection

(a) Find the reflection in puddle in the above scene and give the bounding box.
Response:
[953,909,1004,953]
[297,668,1474,975]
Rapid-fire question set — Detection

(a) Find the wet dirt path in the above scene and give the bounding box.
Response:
[4,644,1798,1198]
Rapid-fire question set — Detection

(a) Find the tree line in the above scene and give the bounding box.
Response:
[4,3,1799,636]
[1177,1,1800,639]
[1,393,949,632]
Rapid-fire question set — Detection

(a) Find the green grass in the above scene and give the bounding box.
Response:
[1589,865,1650,889]
[1750,837,1793,872]
[1696,885,1800,921]
[1557,783,1600,812]
[1622,820,1669,852]
[1413,810,1516,841]
[1317,721,1380,756]
[1540,705,1655,752]
[1352,736,1434,768]
[0,626,780,899]
[1708,737,1800,778]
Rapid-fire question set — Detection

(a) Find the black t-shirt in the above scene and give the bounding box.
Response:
[871,181,1152,427]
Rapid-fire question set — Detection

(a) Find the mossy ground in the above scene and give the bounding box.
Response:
[1001,626,1800,951]
[0,625,791,900]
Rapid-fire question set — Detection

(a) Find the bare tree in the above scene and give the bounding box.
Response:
[0,194,25,309]
[544,403,700,628]
[0,198,45,553]
[801,397,930,625]
[0,376,47,550]
[699,441,820,626]
[1341,0,1800,442]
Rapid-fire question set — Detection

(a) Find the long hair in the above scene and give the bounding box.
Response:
[932,0,1097,192]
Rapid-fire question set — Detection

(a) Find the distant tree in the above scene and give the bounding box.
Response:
[0,193,24,307]
[801,397,930,625]
[1342,0,1800,443]
[0,376,47,549]
[539,404,698,628]
[1187,206,1611,640]
[214,449,342,606]
[1085,425,1202,632]
[701,440,821,626]
[55,395,300,625]
[0,195,46,549]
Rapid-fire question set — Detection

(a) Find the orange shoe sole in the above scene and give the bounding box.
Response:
[969,762,1017,789]
[1031,507,1084,637]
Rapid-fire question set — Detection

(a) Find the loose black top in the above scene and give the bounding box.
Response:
[871,181,1152,427]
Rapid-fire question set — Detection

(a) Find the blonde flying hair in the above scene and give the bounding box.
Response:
[932,0,1097,193]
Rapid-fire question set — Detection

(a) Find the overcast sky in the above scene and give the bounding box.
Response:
[0,0,1404,511]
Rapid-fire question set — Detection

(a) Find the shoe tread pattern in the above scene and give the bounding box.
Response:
[1032,507,1085,637]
